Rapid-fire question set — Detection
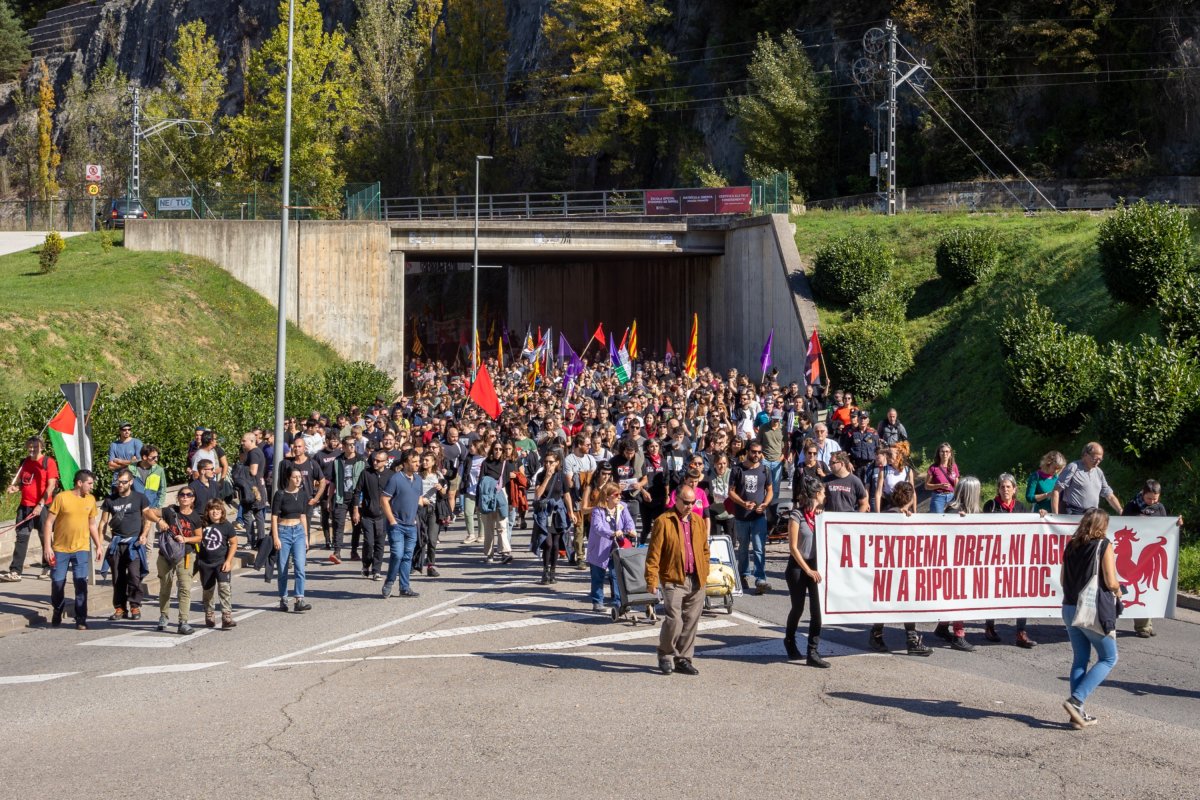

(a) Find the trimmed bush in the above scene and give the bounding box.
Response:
[1097,199,1191,307]
[1097,335,1200,459]
[0,362,394,496]
[825,318,913,399]
[936,228,1000,287]
[39,230,65,273]
[1158,269,1200,354]
[850,280,911,325]
[811,233,894,306]
[1000,294,1103,435]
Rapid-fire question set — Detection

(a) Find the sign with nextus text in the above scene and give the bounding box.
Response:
[818,513,1179,623]
[157,196,193,212]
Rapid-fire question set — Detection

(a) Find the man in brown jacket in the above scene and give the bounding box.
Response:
[645,485,710,675]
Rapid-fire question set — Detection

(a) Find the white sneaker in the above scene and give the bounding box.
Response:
[0,571,19,582]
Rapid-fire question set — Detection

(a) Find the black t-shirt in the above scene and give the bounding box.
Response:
[730,463,769,520]
[278,457,324,497]
[317,448,341,481]
[642,461,668,506]
[822,474,867,513]
[245,447,267,478]
[271,487,310,518]
[442,441,468,474]
[161,505,201,554]
[102,492,149,537]
[612,456,640,501]
[198,521,235,564]
[188,478,218,516]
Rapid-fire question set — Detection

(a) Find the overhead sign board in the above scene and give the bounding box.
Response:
[645,187,752,216]
[157,196,193,212]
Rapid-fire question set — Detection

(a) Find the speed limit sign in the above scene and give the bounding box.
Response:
[85,164,102,182]
[86,183,99,196]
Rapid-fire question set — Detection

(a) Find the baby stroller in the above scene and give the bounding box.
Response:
[703,533,737,614]
[610,545,659,625]
[767,501,792,544]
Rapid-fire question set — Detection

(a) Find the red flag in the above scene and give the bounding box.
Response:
[536,327,543,348]
[805,328,823,385]
[619,327,629,351]
[665,338,675,359]
[469,361,502,419]
[592,323,606,346]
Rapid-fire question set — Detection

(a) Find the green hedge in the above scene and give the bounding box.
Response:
[811,233,894,306]
[0,362,394,496]
[1097,335,1200,459]
[825,318,913,399]
[1097,199,1192,307]
[936,228,1000,287]
[1158,269,1200,354]
[999,293,1103,435]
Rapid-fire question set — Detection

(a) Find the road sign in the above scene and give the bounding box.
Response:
[156,196,193,212]
[85,164,102,182]
[86,183,100,196]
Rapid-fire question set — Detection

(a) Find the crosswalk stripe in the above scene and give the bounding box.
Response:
[79,608,267,649]
[327,612,593,653]
[0,672,79,685]
[102,662,227,678]
[507,619,738,651]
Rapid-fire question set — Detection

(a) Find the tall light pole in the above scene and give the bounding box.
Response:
[471,154,492,381]
[272,0,297,487]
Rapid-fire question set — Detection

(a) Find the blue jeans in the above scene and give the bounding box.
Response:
[277,524,307,599]
[50,549,91,622]
[386,522,418,590]
[733,516,767,581]
[928,492,953,514]
[1062,605,1119,705]
[589,559,620,606]
[764,459,783,505]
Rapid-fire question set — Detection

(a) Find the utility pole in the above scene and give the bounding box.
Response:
[130,87,140,203]
[272,0,297,488]
[886,20,898,216]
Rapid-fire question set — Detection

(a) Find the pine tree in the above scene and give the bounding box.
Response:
[227,0,361,216]
[0,0,30,81]
[36,67,60,201]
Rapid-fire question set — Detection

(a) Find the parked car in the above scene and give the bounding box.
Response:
[101,198,149,229]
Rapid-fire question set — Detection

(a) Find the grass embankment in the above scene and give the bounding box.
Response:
[792,210,1200,591]
[0,231,343,402]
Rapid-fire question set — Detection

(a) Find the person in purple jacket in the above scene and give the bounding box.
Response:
[586,482,636,613]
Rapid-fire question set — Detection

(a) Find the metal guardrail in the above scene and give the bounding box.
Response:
[381,189,647,220]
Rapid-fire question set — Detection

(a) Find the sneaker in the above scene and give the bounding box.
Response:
[178,622,195,636]
[1063,697,1085,727]
[293,599,311,612]
[75,622,89,631]
[156,615,169,632]
[983,625,1001,643]
[349,550,359,560]
[328,554,342,565]
[398,588,420,598]
[950,636,976,652]
[1015,631,1038,649]
[362,568,371,578]
[108,608,126,621]
[279,599,289,612]
[370,572,382,582]
[1135,627,1154,639]
[128,608,141,621]
[501,553,514,564]
[906,636,933,657]
[867,632,888,653]
[754,580,771,595]
[51,608,63,627]
[426,565,440,577]
[741,574,753,592]
[0,571,20,582]
[592,602,607,613]
[381,582,394,598]
[38,567,49,580]
[1078,712,1098,728]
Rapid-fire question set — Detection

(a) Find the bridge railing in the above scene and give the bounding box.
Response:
[381,189,647,220]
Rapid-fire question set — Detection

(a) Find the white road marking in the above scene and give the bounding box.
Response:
[507,619,738,651]
[431,596,558,616]
[102,662,227,678]
[0,672,79,685]
[79,608,266,649]
[328,613,593,653]
[245,592,476,668]
[729,610,779,628]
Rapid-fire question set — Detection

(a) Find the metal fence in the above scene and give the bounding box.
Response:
[381,189,647,220]
[0,199,96,231]
[751,172,790,214]
[345,182,381,220]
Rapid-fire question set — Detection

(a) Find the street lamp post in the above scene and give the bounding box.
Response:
[271,0,297,488]
[471,154,492,381]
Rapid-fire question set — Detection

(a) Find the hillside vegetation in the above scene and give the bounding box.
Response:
[793,210,1200,590]
[0,232,344,403]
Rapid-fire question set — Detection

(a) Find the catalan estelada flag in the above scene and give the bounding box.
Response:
[628,319,638,360]
[684,313,698,378]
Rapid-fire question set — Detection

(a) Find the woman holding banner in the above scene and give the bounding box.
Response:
[934,476,982,652]
[1060,508,1121,729]
[866,482,933,656]
[983,474,1037,649]
[783,476,830,667]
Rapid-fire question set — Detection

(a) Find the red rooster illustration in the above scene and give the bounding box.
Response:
[1113,527,1170,608]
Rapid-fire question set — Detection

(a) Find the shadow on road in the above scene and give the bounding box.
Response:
[482,652,650,674]
[827,691,1068,730]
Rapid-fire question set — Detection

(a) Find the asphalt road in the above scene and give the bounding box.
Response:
[1,526,1196,800]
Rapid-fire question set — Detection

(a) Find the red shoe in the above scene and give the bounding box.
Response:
[328,554,342,565]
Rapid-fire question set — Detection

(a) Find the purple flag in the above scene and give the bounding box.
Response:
[760,328,774,376]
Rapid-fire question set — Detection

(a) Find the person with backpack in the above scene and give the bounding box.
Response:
[147,487,202,635]
[531,451,573,584]
[197,499,238,629]
[1,436,58,583]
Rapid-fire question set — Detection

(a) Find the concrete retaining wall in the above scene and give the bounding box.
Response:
[125,220,406,380]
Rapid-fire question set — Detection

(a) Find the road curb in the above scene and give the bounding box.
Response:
[1177,592,1200,612]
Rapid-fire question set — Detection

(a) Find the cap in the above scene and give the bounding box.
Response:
[598,460,612,471]
[118,421,132,429]
[755,411,770,427]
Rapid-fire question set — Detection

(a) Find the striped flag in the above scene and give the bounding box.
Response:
[614,345,632,384]
[684,313,698,378]
[628,320,638,360]
[47,403,81,490]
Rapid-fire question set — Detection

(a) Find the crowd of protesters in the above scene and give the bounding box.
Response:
[2,350,1183,726]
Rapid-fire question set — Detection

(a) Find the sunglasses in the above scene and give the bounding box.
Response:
[117,480,132,486]
[178,492,195,498]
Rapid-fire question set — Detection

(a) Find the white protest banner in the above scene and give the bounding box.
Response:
[818,513,1180,624]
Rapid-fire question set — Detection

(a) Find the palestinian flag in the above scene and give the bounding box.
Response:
[47,402,81,489]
